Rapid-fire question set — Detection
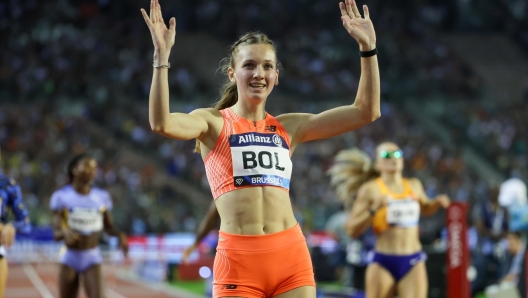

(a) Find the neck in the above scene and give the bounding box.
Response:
[233,99,266,121]
[72,180,91,195]
[380,171,403,186]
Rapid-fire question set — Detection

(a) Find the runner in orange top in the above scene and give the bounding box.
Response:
[329,143,450,298]
[141,0,380,296]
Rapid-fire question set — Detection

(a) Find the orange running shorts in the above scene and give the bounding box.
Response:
[212,223,315,298]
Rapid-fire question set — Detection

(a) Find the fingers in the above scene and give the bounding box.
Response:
[169,17,176,32]
[350,0,361,18]
[339,2,349,18]
[150,0,155,23]
[140,9,151,26]
[157,2,165,24]
[363,5,370,20]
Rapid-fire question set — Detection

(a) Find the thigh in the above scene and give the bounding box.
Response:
[366,263,395,298]
[0,258,7,298]
[83,264,104,298]
[273,286,316,298]
[397,262,428,298]
[59,264,80,298]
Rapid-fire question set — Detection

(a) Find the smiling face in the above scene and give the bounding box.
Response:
[228,44,279,102]
[375,142,404,174]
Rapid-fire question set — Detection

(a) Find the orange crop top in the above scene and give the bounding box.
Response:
[371,178,420,235]
[204,108,292,200]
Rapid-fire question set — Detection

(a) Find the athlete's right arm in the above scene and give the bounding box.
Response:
[345,182,374,238]
[182,201,220,264]
[141,0,209,141]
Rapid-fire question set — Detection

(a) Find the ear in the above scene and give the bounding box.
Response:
[228,67,236,83]
[275,69,279,86]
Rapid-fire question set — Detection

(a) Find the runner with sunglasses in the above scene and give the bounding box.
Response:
[329,142,450,298]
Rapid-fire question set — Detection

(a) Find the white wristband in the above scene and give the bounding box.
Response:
[153,62,171,69]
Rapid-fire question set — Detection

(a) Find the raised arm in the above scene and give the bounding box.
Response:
[409,178,450,217]
[278,0,380,147]
[141,0,209,141]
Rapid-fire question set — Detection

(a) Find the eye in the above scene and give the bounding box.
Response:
[264,64,274,69]
[243,63,254,68]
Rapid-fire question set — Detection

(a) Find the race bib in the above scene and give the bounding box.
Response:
[386,199,420,227]
[229,132,292,189]
[68,207,103,234]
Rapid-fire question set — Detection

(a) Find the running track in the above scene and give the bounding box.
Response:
[6,263,207,298]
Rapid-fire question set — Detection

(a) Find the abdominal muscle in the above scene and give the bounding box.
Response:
[215,186,298,235]
[375,226,422,255]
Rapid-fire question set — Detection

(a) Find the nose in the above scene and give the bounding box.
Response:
[253,65,264,79]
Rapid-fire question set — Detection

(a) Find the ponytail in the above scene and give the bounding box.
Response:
[328,148,379,210]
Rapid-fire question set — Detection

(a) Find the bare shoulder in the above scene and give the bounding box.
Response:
[190,108,222,120]
[407,177,423,189]
[274,113,311,142]
[275,112,309,125]
[358,180,378,198]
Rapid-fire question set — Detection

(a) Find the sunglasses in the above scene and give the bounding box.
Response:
[379,150,403,159]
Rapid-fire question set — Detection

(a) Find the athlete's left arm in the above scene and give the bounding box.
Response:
[277,1,380,148]
[103,211,128,257]
[409,178,451,217]
[5,179,31,234]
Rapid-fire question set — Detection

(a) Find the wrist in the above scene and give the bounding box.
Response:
[359,42,376,52]
[153,50,170,64]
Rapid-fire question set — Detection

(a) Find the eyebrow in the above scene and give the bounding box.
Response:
[242,59,275,63]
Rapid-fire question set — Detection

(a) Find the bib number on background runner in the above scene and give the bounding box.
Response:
[67,207,103,234]
[230,132,292,189]
[386,199,420,227]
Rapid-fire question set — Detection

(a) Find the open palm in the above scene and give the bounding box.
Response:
[140,0,176,52]
[340,0,376,50]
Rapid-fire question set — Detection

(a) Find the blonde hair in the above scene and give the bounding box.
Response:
[194,32,278,153]
[328,148,379,210]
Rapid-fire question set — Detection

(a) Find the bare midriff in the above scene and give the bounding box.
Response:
[66,232,102,250]
[215,186,297,235]
[375,226,422,255]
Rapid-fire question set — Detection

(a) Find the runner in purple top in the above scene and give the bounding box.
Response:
[50,153,128,298]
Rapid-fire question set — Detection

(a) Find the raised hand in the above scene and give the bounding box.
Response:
[339,0,376,51]
[140,0,176,59]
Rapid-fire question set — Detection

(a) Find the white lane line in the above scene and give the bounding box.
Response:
[106,288,127,298]
[22,264,55,298]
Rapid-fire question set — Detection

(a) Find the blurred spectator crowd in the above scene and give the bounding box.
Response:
[1,0,527,293]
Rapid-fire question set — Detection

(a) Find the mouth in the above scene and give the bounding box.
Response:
[249,83,266,89]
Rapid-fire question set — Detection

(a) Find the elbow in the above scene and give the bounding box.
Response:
[369,110,381,122]
[359,110,381,125]
[150,123,167,135]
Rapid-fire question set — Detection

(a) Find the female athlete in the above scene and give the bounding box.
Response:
[50,154,128,298]
[329,143,450,298]
[0,146,31,298]
[141,0,380,296]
